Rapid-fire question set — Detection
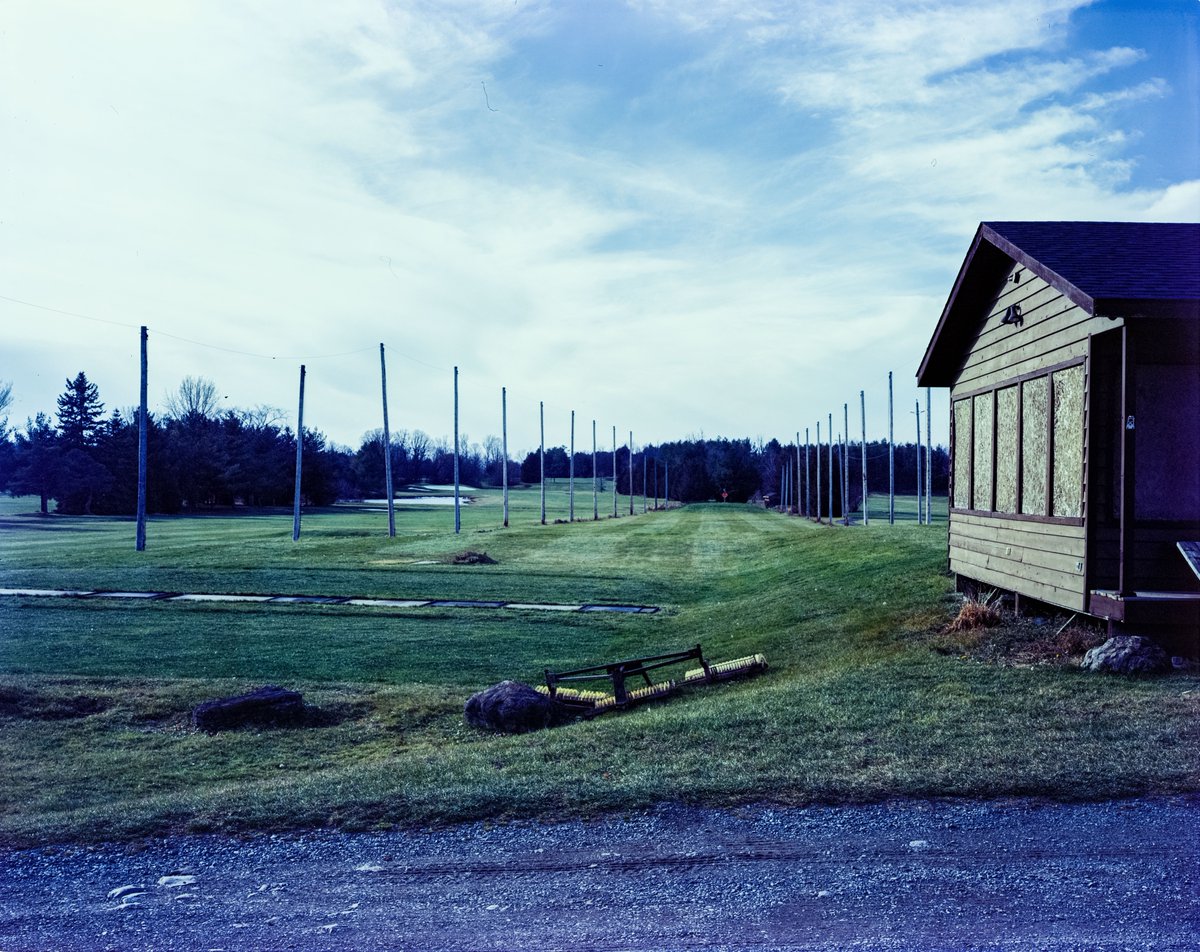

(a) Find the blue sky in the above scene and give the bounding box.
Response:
[2,0,1196,457]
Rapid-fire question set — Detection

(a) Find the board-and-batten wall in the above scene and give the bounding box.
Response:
[948,262,1122,612]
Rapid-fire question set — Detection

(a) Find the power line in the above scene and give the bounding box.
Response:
[0,291,445,368]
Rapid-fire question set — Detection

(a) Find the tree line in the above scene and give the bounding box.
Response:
[0,373,947,515]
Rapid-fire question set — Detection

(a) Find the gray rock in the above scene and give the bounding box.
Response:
[464,680,565,733]
[192,685,306,732]
[1081,635,1170,675]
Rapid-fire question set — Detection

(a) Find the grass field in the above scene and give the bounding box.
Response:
[1,488,1197,846]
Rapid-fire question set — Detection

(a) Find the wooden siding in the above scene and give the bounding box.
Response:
[951,265,1121,398]
[950,512,1087,611]
[948,263,1112,612]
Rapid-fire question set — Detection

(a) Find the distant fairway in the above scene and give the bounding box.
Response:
[0,489,1196,845]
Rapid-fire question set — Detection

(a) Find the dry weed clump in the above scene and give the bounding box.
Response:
[945,592,1003,633]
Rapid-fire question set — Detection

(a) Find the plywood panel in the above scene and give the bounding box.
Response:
[1022,377,1048,515]
[972,391,994,511]
[995,385,1019,513]
[1052,364,1085,517]
[953,399,972,510]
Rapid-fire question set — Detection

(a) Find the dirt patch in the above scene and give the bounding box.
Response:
[0,686,109,720]
[451,550,498,565]
[929,607,1106,667]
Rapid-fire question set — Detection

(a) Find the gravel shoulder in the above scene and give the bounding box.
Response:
[2,795,1198,951]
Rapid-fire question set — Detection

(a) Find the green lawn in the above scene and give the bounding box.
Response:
[1,489,1196,845]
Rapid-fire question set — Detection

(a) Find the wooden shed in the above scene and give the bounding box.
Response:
[917,221,1200,655]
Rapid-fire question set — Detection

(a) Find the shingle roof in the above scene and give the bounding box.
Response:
[917,221,1200,387]
[981,221,1200,305]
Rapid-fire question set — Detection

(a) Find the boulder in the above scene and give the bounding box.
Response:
[192,685,307,732]
[464,680,564,733]
[1080,636,1170,675]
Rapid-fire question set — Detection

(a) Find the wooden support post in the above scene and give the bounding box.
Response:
[453,366,461,535]
[136,326,148,551]
[592,419,598,521]
[380,343,395,538]
[540,401,546,525]
[665,460,669,510]
[1119,327,1136,595]
[292,364,305,541]
[888,370,895,525]
[502,387,509,528]
[653,454,658,510]
[569,409,575,522]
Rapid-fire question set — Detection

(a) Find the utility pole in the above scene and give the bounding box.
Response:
[628,431,634,515]
[540,401,546,525]
[915,399,923,526]
[292,364,305,541]
[828,412,834,527]
[925,388,933,525]
[888,371,895,525]
[860,389,869,525]
[612,425,618,517]
[136,326,147,551]
[453,366,460,535]
[816,420,822,522]
[501,387,509,528]
[843,402,850,526]
[804,428,810,517]
[380,344,395,538]
[592,419,598,521]
[569,410,575,522]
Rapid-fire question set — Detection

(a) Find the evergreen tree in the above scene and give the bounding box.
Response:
[56,372,104,450]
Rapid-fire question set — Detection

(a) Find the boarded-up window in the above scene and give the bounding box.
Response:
[953,399,971,509]
[972,392,994,511]
[1021,377,1048,515]
[995,386,1019,513]
[1052,365,1084,517]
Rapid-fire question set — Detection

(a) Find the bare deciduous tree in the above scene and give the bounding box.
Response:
[164,376,220,421]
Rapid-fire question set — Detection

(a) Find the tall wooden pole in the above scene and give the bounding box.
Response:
[795,433,801,518]
[915,399,923,526]
[136,326,147,551]
[292,364,305,541]
[453,366,461,535]
[860,390,869,525]
[816,420,821,521]
[804,428,810,517]
[827,411,834,526]
[592,419,598,521]
[540,401,546,525]
[569,410,576,522]
[502,387,509,528]
[653,454,659,510]
[925,388,933,525]
[888,371,895,525]
[612,426,618,517]
[628,431,634,515]
[843,402,851,526]
[665,460,669,510]
[642,451,647,513]
[380,344,395,538]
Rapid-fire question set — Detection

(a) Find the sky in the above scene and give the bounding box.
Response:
[2,0,1197,457]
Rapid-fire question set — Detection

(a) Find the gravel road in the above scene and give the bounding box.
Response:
[2,796,1197,951]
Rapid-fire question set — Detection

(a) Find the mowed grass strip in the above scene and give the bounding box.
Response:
[0,490,1197,845]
